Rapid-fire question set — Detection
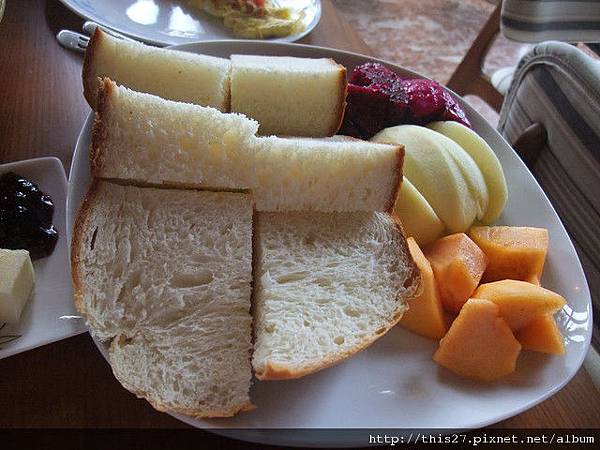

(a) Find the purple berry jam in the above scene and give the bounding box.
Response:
[0,172,58,259]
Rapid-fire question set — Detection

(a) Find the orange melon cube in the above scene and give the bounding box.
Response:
[525,273,541,286]
[433,299,521,383]
[399,237,448,340]
[468,226,548,283]
[473,280,566,331]
[424,233,487,314]
[515,315,565,355]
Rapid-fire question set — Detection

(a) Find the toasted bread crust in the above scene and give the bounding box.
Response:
[82,28,104,109]
[326,60,348,136]
[255,212,422,381]
[70,178,103,317]
[390,213,423,301]
[384,145,405,213]
[90,78,114,177]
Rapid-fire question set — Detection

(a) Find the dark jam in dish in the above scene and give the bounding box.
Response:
[0,172,58,259]
[340,62,471,139]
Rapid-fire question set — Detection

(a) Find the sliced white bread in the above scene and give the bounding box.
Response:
[91,82,403,212]
[230,54,347,137]
[253,136,404,212]
[252,211,421,380]
[91,78,259,189]
[71,180,254,417]
[83,28,231,110]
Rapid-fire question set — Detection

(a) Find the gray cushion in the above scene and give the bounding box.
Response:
[502,0,600,43]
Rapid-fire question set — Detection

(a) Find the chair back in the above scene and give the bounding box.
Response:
[498,41,600,349]
[501,0,600,43]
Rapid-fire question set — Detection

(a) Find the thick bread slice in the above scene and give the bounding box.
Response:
[253,136,404,212]
[91,82,403,212]
[252,211,421,380]
[91,78,259,189]
[230,54,347,136]
[83,28,231,110]
[71,180,254,417]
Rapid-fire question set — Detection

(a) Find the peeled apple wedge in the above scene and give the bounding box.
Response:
[372,125,478,233]
[394,178,445,246]
[439,136,489,220]
[428,121,508,223]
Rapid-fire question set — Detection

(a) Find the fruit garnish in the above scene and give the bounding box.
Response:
[341,63,470,139]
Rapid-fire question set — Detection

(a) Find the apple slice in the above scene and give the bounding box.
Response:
[437,134,489,221]
[394,178,445,245]
[372,125,477,233]
[428,121,508,223]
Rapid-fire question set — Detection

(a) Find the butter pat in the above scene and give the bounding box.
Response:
[0,249,34,323]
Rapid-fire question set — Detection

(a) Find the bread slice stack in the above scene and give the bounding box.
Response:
[91,78,259,190]
[73,74,421,418]
[82,29,347,137]
[230,54,346,136]
[252,136,402,211]
[83,28,231,110]
[91,79,403,211]
[71,181,254,417]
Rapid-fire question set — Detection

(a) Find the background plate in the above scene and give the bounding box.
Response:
[1,157,86,360]
[58,0,321,46]
[67,42,592,447]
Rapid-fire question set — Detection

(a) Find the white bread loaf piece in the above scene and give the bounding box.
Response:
[83,28,231,110]
[91,78,259,189]
[71,180,254,417]
[230,54,347,136]
[91,82,403,212]
[253,136,404,212]
[252,211,421,380]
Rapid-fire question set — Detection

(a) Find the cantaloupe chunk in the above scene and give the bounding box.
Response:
[525,273,541,286]
[515,315,565,355]
[468,226,548,283]
[473,280,566,331]
[433,298,521,382]
[399,238,448,339]
[424,233,487,313]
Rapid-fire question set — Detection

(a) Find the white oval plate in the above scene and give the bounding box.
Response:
[58,0,321,46]
[67,41,592,447]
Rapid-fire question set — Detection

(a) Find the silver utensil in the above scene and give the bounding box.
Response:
[56,29,89,53]
[56,21,136,54]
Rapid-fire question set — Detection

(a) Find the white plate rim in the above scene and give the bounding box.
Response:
[67,41,593,447]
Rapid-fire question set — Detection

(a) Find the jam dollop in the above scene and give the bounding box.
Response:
[0,171,58,259]
[340,62,471,139]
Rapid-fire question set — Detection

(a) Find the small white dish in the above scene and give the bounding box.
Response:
[0,157,87,360]
[67,42,592,447]
[58,0,322,46]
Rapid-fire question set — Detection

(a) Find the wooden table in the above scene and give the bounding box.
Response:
[1,0,599,444]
